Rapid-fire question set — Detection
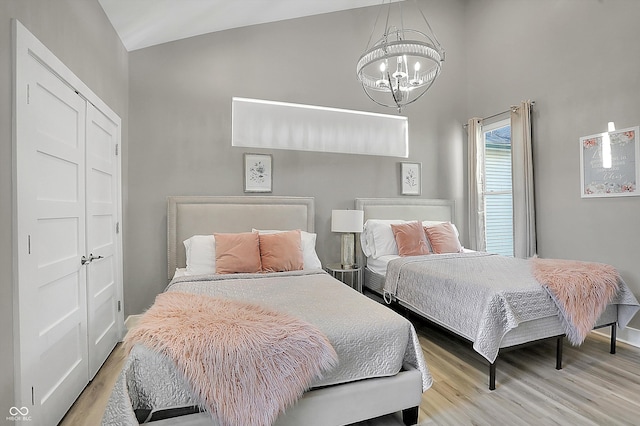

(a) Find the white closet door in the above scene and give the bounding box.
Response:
[18,54,89,424]
[86,103,120,379]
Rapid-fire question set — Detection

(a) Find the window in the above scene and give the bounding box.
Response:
[483,119,513,257]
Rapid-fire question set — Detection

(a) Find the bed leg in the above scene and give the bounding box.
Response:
[610,324,616,354]
[402,406,418,425]
[489,361,496,391]
[556,336,563,370]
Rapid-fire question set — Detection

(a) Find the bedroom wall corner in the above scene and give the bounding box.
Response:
[0,0,129,415]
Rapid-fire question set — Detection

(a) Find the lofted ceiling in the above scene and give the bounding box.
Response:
[99,0,399,51]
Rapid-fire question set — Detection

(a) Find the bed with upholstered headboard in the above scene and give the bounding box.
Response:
[104,196,431,426]
[354,198,637,391]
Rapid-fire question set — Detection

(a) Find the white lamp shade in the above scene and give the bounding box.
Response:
[331,210,364,233]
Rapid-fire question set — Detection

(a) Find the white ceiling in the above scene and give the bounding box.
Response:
[99,0,394,51]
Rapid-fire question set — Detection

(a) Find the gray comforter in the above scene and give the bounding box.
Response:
[103,270,430,425]
[384,252,639,363]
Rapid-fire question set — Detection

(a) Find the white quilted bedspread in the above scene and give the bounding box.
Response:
[384,252,639,363]
[103,270,430,425]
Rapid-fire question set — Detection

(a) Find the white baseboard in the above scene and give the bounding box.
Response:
[593,325,640,349]
[124,314,142,331]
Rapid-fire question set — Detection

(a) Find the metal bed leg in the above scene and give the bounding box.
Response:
[489,361,496,390]
[610,323,616,354]
[556,336,563,370]
[402,406,418,425]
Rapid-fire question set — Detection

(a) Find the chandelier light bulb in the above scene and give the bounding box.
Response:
[410,61,422,86]
[392,55,407,79]
[376,62,390,89]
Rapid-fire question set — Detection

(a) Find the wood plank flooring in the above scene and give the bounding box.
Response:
[60,317,640,425]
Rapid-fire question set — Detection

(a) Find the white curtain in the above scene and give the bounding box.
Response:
[510,100,537,258]
[467,117,486,252]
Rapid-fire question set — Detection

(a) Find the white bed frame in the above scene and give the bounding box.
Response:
[163,196,423,426]
[355,197,618,390]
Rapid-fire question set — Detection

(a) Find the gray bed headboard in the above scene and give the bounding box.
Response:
[355,198,455,223]
[167,196,315,278]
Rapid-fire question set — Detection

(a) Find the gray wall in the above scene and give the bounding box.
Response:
[126,0,468,315]
[465,0,640,329]
[0,0,128,416]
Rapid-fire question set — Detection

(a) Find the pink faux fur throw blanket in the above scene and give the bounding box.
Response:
[531,257,619,346]
[125,292,338,426]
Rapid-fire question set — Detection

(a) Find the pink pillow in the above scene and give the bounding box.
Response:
[214,232,262,274]
[390,221,431,256]
[424,222,463,254]
[259,230,304,272]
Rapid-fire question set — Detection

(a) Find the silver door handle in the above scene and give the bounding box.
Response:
[81,254,104,265]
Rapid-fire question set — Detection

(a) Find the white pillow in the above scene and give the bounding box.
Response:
[361,219,407,259]
[183,235,216,275]
[253,229,322,270]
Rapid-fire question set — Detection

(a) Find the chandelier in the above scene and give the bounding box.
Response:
[356,0,445,112]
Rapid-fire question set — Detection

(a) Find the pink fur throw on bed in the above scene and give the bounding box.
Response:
[531,257,619,346]
[125,292,338,426]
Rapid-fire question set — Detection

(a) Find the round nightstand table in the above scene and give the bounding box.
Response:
[325,263,363,293]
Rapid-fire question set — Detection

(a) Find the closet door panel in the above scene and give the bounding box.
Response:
[21,54,90,424]
[86,103,120,379]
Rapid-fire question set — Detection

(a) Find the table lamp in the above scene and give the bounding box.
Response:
[331,209,364,269]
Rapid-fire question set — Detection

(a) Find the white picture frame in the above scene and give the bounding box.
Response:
[244,153,273,193]
[580,126,639,198]
[400,162,421,196]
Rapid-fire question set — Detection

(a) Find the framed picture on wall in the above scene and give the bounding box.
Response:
[244,153,273,193]
[580,126,639,198]
[400,162,421,196]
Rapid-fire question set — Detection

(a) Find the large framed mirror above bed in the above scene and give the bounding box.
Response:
[355,197,639,390]
[103,196,431,426]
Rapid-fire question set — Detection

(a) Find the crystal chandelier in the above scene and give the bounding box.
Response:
[356,0,445,112]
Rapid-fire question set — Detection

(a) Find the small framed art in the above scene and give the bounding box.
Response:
[580,126,639,198]
[400,162,421,196]
[244,153,272,193]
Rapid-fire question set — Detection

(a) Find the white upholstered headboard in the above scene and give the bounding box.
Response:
[167,196,315,278]
[355,198,455,223]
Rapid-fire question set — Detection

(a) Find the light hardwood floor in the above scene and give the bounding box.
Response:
[60,317,640,426]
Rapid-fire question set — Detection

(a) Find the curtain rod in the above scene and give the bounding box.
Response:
[463,100,535,128]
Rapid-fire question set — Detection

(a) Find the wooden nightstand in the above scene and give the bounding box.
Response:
[325,263,363,293]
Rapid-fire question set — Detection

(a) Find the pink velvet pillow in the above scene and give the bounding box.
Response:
[259,230,304,272]
[390,221,431,256]
[214,231,262,274]
[424,222,463,254]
